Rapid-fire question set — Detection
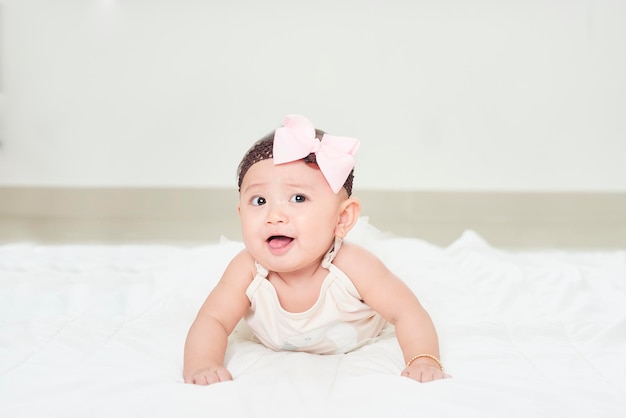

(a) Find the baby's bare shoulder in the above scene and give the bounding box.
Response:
[334,241,389,276]
[220,249,257,286]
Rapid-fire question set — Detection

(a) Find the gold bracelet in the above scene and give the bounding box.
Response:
[406,353,444,371]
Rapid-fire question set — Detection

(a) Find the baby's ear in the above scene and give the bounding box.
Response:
[335,197,361,238]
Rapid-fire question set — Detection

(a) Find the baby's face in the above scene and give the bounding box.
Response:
[238,158,346,273]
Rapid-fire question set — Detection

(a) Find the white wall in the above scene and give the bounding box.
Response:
[0,0,625,191]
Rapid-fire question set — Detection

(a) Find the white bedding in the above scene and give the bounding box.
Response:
[1,218,625,418]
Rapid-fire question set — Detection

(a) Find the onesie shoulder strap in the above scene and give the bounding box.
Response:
[321,237,343,269]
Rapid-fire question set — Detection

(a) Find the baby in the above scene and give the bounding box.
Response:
[183,114,448,384]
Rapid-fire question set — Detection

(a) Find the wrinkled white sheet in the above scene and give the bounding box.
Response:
[1,218,625,418]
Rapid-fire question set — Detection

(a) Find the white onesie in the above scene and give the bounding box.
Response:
[244,238,389,354]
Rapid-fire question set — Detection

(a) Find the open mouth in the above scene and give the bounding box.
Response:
[267,235,294,250]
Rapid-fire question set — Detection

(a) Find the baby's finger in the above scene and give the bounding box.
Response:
[215,368,233,382]
[190,374,208,385]
[401,368,449,383]
[204,371,223,385]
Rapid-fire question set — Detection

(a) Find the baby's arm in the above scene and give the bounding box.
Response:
[336,243,448,383]
[183,250,254,385]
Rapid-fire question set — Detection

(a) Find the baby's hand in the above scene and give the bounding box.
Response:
[184,366,233,385]
[401,363,450,383]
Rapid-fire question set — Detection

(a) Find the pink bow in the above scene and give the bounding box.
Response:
[273,115,360,194]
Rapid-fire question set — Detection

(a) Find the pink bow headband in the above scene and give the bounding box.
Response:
[273,115,360,194]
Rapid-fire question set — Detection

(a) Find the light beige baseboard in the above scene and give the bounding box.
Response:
[1,187,625,249]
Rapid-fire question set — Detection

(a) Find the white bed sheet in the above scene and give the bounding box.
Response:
[1,218,625,418]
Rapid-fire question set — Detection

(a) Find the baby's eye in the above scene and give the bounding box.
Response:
[290,194,307,203]
[251,196,266,206]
